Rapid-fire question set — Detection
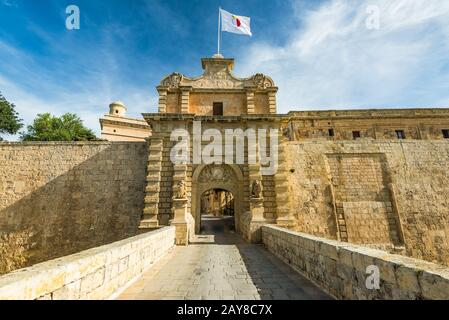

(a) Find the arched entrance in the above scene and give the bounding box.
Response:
[200,188,235,233]
[191,164,244,237]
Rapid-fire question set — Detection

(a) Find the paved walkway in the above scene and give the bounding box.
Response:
[117,215,331,300]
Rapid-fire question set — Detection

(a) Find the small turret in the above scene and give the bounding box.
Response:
[109,101,127,117]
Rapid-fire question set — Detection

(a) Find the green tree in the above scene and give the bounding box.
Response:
[0,92,23,140]
[21,113,98,141]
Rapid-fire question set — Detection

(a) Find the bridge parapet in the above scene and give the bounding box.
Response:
[0,226,175,300]
[262,225,449,300]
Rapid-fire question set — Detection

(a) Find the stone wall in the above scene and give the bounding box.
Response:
[262,225,449,300]
[288,109,449,141]
[0,142,147,275]
[189,92,247,115]
[0,226,175,300]
[285,140,449,266]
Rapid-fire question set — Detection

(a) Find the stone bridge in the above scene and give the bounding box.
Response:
[0,215,448,300]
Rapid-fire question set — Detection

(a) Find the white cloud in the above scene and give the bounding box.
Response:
[1,0,17,7]
[237,0,449,112]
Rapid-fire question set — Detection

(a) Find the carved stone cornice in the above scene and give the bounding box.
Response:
[157,57,276,92]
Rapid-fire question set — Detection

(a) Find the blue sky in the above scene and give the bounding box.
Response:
[1,0,449,139]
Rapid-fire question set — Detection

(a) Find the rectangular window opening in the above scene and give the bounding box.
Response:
[352,131,361,139]
[442,129,449,139]
[328,129,334,137]
[395,130,406,139]
[213,102,223,116]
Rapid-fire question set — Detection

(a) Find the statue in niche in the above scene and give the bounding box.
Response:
[174,181,187,199]
[251,180,262,198]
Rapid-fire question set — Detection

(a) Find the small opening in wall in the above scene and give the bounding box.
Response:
[442,129,449,139]
[290,169,295,173]
[395,130,406,139]
[352,131,361,139]
[115,110,119,114]
[328,129,334,137]
[213,102,223,116]
[113,130,116,133]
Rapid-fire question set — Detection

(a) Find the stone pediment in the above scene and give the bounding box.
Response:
[158,57,276,91]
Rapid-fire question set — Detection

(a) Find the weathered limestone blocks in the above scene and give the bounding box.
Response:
[171,198,189,245]
[286,140,449,266]
[0,141,147,275]
[247,197,265,243]
[0,226,175,300]
[262,225,449,300]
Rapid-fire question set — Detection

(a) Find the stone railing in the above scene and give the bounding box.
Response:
[262,225,449,300]
[0,226,175,300]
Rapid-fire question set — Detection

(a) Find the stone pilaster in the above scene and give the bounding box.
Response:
[157,89,168,113]
[274,129,294,228]
[246,90,255,114]
[180,87,191,114]
[139,135,164,229]
[268,89,277,114]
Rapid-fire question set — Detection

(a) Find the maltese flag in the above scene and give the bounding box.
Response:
[220,8,252,36]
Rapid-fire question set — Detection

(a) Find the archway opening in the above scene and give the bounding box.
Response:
[199,188,235,235]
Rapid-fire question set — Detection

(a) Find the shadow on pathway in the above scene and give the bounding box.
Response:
[117,215,332,300]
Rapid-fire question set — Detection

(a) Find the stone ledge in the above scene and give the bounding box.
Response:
[262,225,449,300]
[0,226,175,300]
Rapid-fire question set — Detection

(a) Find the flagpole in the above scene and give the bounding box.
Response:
[217,7,221,55]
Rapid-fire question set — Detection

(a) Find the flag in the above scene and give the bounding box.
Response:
[220,8,252,36]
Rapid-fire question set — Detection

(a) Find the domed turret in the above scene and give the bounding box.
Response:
[109,101,127,117]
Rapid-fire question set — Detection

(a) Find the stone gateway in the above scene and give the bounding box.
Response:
[1,54,449,283]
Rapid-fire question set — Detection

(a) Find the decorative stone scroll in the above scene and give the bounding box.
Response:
[198,165,234,183]
[161,72,183,89]
[253,73,274,90]
[158,60,276,91]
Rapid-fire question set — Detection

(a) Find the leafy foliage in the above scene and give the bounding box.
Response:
[21,113,98,141]
[0,92,23,139]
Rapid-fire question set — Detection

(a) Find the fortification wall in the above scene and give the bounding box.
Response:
[0,142,148,275]
[285,140,449,266]
[262,225,449,300]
